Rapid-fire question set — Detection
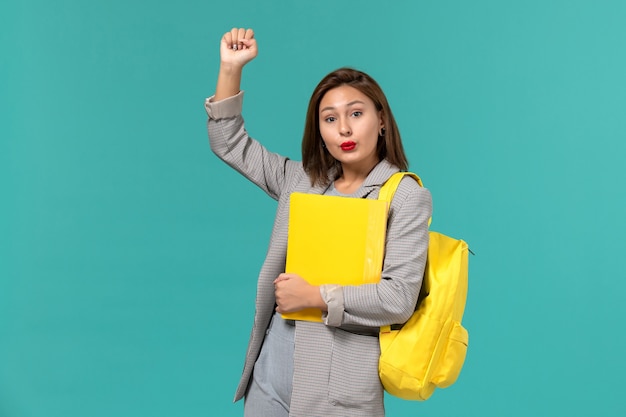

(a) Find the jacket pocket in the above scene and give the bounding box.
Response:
[327,329,384,408]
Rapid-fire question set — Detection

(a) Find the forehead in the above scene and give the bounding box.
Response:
[319,85,375,111]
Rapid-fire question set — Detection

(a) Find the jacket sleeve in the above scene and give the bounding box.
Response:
[338,177,432,327]
[205,92,297,201]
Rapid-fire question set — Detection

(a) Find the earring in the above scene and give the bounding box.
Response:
[379,127,386,137]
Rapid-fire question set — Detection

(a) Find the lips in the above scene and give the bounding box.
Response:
[340,141,356,151]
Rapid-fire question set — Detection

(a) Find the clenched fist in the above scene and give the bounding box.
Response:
[220,27,257,69]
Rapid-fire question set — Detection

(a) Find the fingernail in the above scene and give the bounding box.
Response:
[232,44,237,50]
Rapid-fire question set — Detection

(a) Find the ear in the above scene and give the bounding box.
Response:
[378,110,385,130]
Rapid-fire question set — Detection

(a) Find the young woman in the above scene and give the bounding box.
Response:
[206,28,432,417]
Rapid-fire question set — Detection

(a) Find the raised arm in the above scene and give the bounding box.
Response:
[214,28,258,101]
[207,28,296,201]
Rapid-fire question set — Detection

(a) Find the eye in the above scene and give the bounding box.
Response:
[351,111,363,117]
[324,116,336,123]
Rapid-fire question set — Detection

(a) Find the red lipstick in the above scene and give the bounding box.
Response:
[340,141,356,151]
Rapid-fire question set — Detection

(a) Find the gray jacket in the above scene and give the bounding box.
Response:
[206,92,432,417]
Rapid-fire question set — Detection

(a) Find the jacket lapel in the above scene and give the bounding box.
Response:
[350,160,400,199]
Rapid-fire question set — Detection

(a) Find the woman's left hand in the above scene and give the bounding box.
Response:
[274,273,326,313]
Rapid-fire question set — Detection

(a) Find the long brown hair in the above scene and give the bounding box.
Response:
[302,67,408,186]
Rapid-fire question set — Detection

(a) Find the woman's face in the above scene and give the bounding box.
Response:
[318,85,383,174]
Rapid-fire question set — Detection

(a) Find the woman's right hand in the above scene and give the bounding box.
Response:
[220,27,257,69]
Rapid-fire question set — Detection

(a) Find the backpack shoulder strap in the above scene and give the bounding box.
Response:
[378,172,423,205]
[378,172,425,335]
[379,170,433,231]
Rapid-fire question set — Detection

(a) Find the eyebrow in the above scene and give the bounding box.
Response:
[320,100,366,113]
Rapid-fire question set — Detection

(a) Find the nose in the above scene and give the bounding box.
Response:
[339,119,352,136]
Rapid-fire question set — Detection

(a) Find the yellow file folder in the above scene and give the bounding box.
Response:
[282,192,389,322]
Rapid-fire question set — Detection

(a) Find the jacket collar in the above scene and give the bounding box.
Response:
[362,159,400,188]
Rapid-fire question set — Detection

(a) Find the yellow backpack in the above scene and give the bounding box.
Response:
[378,172,470,401]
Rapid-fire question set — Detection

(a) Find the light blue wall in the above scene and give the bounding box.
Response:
[2,1,625,416]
